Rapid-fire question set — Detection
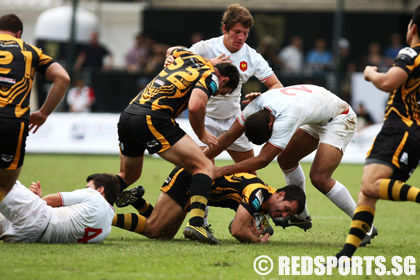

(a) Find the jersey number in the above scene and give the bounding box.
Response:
[0,50,33,78]
[279,85,312,96]
[77,227,103,243]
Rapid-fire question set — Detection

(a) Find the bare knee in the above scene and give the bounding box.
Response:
[360,180,380,198]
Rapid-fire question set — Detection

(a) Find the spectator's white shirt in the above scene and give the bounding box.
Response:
[190,36,274,119]
[278,45,303,73]
[238,84,349,149]
[67,85,95,112]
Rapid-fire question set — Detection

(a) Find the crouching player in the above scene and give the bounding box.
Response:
[113,167,305,244]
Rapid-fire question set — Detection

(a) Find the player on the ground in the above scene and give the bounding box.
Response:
[113,167,305,244]
[0,174,119,243]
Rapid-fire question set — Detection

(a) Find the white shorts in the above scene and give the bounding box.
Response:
[0,181,52,243]
[300,107,357,153]
[190,115,253,152]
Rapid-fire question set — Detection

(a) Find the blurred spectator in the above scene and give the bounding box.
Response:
[305,38,333,75]
[190,32,204,45]
[358,42,388,72]
[278,35,304,74]
[73,31,113,73]
[125,32,152,73]
[257,35,282,69]
[384,33,404,67]
[144,43,170,76]
[66,76,95,112]
[336,38,356,102]
[356,103,375,131]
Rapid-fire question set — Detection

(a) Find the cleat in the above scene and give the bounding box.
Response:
[273,215,312,231]
[360,225,378,247]
[116,185,145,207]
[183,223,219,245]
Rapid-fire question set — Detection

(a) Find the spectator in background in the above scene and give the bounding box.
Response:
[359,42,388,73]
[144,43,170,77]
[384,33,404,67]
[73,30,113,73]
[356,103,375,131]
[66,76,95,113]
[336,38,356,103]
[278,35,304,75]
[257,35,282,70]
[305,38,333,75]
[125,32,152,73]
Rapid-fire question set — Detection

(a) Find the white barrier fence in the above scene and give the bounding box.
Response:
[26,113,381,163]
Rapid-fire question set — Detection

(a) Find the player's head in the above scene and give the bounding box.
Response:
[411,5,420,37]
[86,173,121,205]
[214,62,240,95]
[244,109,273,145]
[221,4,253,53]
[266,184,306,219]
[0,14,23,38]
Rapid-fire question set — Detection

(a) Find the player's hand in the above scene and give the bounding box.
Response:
[164,55,175,67]
[29,181,42,198]
[29,111,48,133]
[199,130,218,150]
[259,233,271,243]
[210,53,232,65]
[363,65,378,81]
[242,92,261,104]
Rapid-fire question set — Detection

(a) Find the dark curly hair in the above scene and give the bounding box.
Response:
[276,184,306,215]
[244,109,272,145]
[86,173,120,206]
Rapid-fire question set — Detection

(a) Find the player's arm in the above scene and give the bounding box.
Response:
[364,65,408,92]
[188,88,218,149]
[243,75,283,105]
[214,142,281,177]
[42,193,63,207]
[204,119,245,159]
[29,62,70,133]
[230,204,270,243]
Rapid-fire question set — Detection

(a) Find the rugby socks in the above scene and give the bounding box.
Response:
[337,205,375,258]
[325,180,357,218]
[378,179,420,202]
[188,173,212,227]
[112,213,146,234]
[132,198,154,218]
[282,164,310,219]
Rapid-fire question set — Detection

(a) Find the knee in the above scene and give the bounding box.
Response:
[360,181,378,198]
[309,171,326,189]
[277,154,297,170]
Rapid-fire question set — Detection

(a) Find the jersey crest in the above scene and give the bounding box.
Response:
[240,61,248,72]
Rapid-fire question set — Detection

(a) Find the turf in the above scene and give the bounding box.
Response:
[1,154,419,279]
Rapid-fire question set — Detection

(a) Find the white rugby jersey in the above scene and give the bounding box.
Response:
[190,35,274,119]
[40,188,115,244]
[238,84,349,149]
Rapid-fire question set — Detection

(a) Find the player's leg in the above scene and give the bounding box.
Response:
[159,135,218,244]
[118,153,144,187]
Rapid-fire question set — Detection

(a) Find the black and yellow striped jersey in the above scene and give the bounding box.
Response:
[161,167,277,215]
[387,45,420,127]
[125,48,219,118]
[0,34,54,121]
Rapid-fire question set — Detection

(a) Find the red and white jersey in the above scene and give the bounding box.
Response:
[66,85,95,112]
[190,36,274,119]
[40,188,115,244]
[238,85,350,149]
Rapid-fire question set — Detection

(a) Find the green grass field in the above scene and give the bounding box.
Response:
[1,154,419,279]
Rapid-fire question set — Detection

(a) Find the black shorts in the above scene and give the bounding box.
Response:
[160,167,192,212]
[118,111,186,157]
[0,121,28,170]
[366,125,420,181]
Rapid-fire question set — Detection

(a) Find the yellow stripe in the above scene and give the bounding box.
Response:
[160,168,184,192]
[146,115,170,153]
[123,213,132,229]
[378,179,390,200]
[345,234,362,247]
[354,205,375,215]
[134,214,146,233]
[112,214,118,226]
[350,220,369,234]
[190,208,205,218]
[407,187,420,201]
[190,195,208,205]
[392,131,409,168]
[391,180,404,201]
[6,122,24,170]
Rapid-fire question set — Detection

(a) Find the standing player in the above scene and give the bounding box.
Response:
[0,173,119,243]
[0,14,70,203]
[117,47,239,244]
[205,84,377,246]
[334,5,420,260]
